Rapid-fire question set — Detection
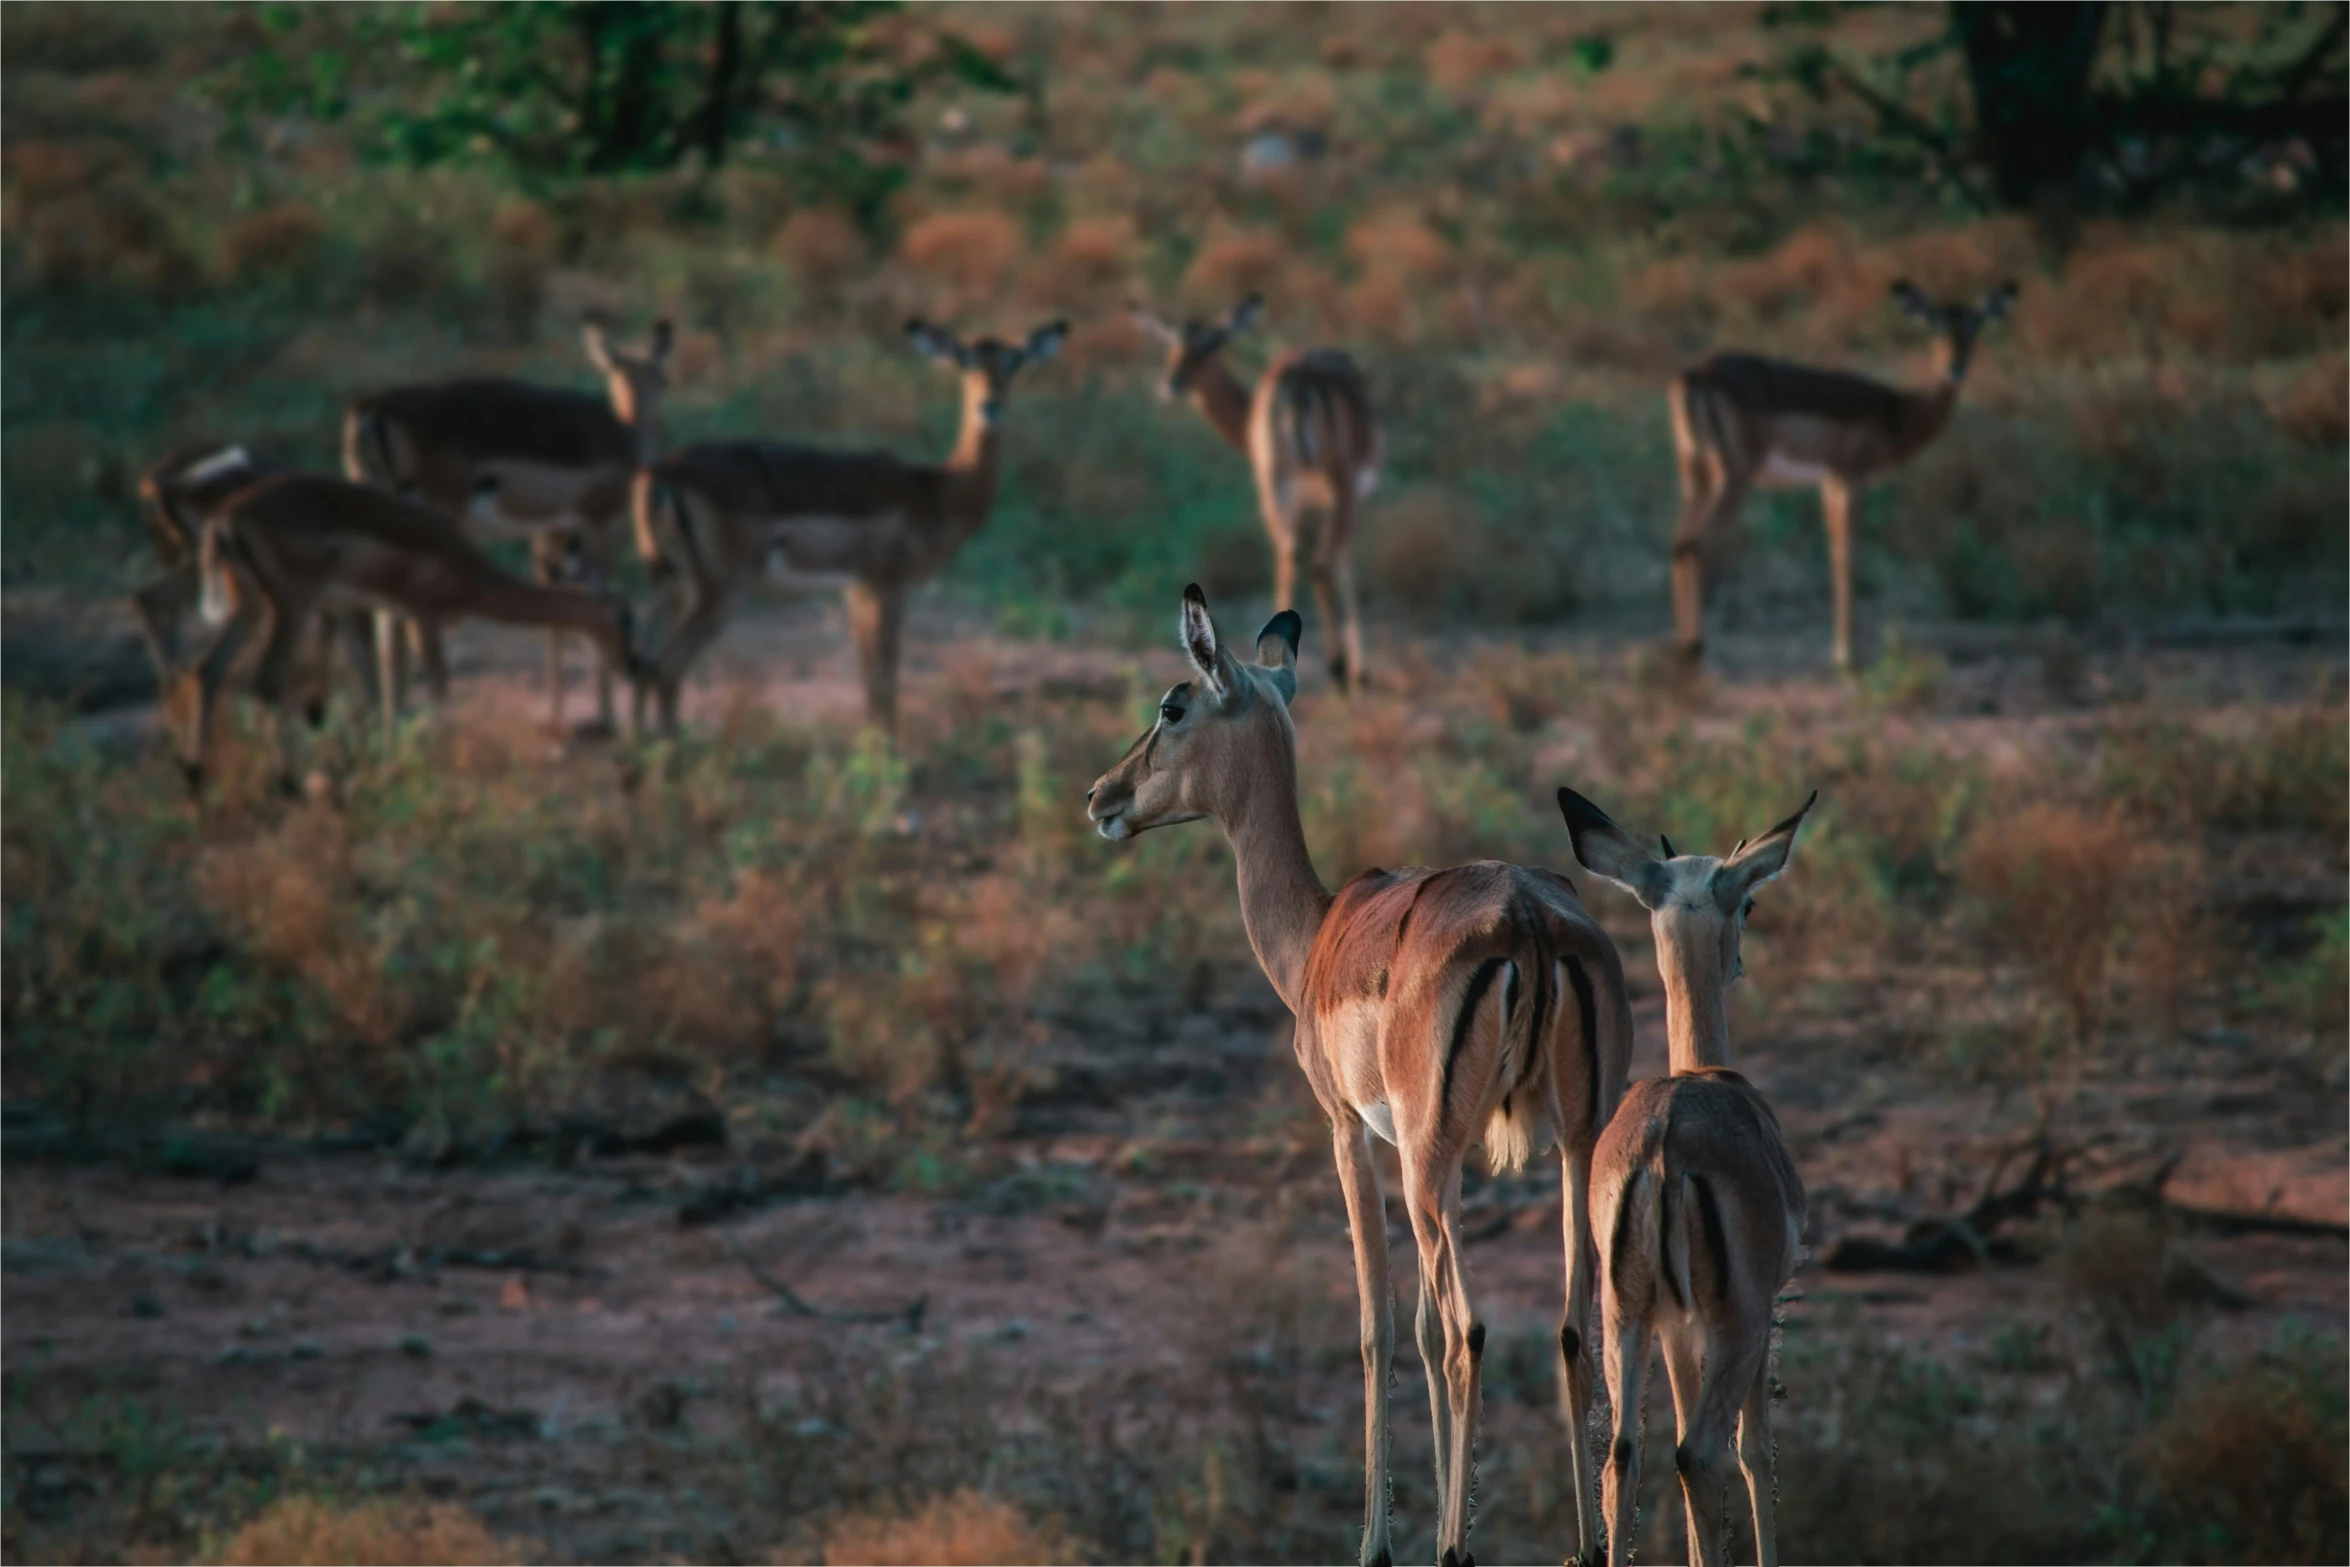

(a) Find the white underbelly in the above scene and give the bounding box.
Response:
[1756,451,1831,489]
[765,546,858,593]
[1358,1101,1398,1146]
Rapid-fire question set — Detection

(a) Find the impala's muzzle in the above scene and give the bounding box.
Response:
[1085,779,1135,841]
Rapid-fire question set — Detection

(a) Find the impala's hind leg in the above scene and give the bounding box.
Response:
[1404,1156,1482,1567]
[1738,1355,1781,1567]
[1558,1146,1600,1565]
[1334,1120,1396,1567]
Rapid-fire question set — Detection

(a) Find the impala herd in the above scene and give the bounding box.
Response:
[129,278,2013,1565]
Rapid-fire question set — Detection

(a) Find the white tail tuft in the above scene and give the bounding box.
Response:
[199,560,233,628]
[182,445,252,487]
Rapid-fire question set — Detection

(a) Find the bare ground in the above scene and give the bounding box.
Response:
[5,596,2345,1563]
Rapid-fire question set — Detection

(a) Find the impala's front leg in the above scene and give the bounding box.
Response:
[1333,1118,1397,1567]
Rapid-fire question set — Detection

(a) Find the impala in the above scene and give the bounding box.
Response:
[131,442,287,683]
[343,320,671,732]
[171,473,636,797]
[1133,295,1383,693]
[630,317,1065,735]
[1556,787,1812,1567]
[1089,586,1631,1567]
[1668,281,2014,669]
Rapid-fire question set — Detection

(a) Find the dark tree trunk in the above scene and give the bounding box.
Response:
[1951,1,2110,208]
[693,2,745,170]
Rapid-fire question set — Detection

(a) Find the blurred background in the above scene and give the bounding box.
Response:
[3,4,2344,1564]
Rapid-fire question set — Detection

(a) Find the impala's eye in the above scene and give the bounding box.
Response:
[1160,702,1185,725]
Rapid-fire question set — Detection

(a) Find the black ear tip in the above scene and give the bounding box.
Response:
[1555,785,1603,830]
[1257,608,1302,654]
[1182,582,1208,607]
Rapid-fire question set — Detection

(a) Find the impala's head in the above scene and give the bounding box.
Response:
[1088,584,1301,841]
[1130,295,1262,402]
[1557,786,1814,1007]
[907,318,1069,428]
[1891,280,2016,385]
[582,320,673,443]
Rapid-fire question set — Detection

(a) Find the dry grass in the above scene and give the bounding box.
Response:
[208,1495,516,1566]
[821,1490,1081,1566]
[1182,226,1290,305]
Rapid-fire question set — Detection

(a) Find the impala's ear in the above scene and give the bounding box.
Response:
[1714,791,1816,912]
[1557,786,1669,908]
[1255,610,1300,706]
[1129,302,1181,346]
[1023,319,1069,362]
[1890,279,1936,322]
[1178,583,1233,702]
[1228,293,1265,334]
[906,317,968,366]
[582,322,616,374]
[1978,281,2018,321]
[649,319,675,365]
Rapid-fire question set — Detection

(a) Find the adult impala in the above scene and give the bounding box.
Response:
[343,320,671,732]
[171,473,636,797]
[1556,787,1812,1567]
[630,317,1065,735]
[1132,295,1383,693]
[130,442,288,684]
[1668,280,2015,669]
[1089,586,1631,1567]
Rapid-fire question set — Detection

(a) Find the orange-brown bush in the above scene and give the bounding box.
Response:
[821,1488,1079,1564]
[2274,354,2349,447]
[1182,227,1289,303]
[193,812,406,1048]
[772,208,868,289]
[209,1495,515,1566]
[901,208,1023,294]
[1344,209,1454,285]
[222,203,327,281]
[1422,30,1523,95]
[1054,214,1134,284]
[1959,803,2144,1051]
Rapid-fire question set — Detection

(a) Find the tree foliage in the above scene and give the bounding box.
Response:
[1756,1,2347,217]
[208,2,1014,220]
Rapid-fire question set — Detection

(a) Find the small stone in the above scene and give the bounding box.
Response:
[129,1294,164,1319]
[397,1333,433,1359]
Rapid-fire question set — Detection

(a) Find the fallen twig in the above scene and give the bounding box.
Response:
[718,1226,927,1332]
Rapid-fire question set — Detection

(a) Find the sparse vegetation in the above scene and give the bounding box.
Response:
[3,5,2342,1565]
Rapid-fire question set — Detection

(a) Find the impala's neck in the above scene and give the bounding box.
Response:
[1657,931,1734,1073]
[1221,743,1332,1014]
[1187,359,1255,457]
[942,379,1003,537]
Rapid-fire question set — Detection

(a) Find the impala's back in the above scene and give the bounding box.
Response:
[1301,860,1629,1173]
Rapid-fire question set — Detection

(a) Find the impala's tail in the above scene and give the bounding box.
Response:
[630,469,684,581]
[197,519,236,628]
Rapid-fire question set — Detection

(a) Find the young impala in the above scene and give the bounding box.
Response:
[1669,281,2014,669]
[1556,787,1813,1567]
[1132,296,1383,692]
[1089,586,1631,1567]
[343,320,671,732]
[172,473,636,797]
[630,317,1065,735]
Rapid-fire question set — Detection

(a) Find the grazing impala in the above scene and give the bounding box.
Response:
[1089,586,1631,1567]
[1669,281,2015,669]
[630,317,1065,735]
[1132,296,1383,693]
[171,473,635,797]
[131,442,288,682]
[343,320,671,732]
[1556,786,1812,1567]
